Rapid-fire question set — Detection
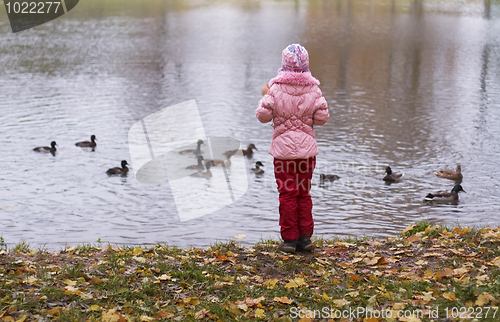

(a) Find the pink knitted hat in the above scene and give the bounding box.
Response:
[281,44,309,72]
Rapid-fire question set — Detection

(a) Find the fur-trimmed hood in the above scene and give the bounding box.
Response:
[269,71,320,87]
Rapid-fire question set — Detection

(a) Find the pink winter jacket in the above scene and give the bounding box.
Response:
[256,71,329,160]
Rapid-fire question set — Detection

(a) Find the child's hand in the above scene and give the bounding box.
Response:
[261,83,270,96]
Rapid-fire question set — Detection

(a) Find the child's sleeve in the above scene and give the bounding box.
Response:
[312,94,329,126]
[256,93,274,124]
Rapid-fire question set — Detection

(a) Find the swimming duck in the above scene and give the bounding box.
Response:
[186,155,205,170]
[383,166,404,183]
[190,161,212,178]
[76,135,97,148]
[424,184,466,202]
[251,161,264,174]
[320,174,340,183]
[106,160,129,175]
[210,156,231,168]
[224,143,257,158]
[33,141,57,154]
[179,139,204,156]
[434,164,462,181]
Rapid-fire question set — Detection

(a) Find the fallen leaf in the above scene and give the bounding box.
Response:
[402,225,415,234]
[489,257,500,267]
[348,273,362,281]
[102,309,124,322]
[443,292,456,301]
[194,308,209,319]
[87,305,100,312]
[274,296,293,304]
[132,247,143,256]
[254,308,265,319]
[264,278,279,289]
[333,299,350,307]
[285,277,306,289]
[47,308,60,316]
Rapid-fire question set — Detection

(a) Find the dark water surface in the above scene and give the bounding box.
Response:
[1,0,499,250]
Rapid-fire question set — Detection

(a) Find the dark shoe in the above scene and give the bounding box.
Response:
[278,239,297,253]
[297,236,313,252]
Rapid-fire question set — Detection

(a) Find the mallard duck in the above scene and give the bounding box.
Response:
[251,161,264,174]
[106,160,129,175]
[434,164,462,181]
[33,141,57,154]
[76,135,97,148]
[179,139,204,156]
[320,174,340,183]
[224,143,257,158]
[190,161,212,178]
[186,155,205,170]
[383,166,404,183]
[424,184,466,202]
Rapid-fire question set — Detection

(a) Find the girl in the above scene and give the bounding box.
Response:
[256,44,329,253]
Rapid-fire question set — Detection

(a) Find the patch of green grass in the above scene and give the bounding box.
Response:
[0,236,7,250]
[403,220,432,237]
[61,263,85,279]
[11,240,31,253]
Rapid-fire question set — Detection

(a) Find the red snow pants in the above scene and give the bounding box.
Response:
[273,157,316,241]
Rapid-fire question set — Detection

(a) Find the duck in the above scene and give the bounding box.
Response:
[251,161,264,174]
[179,139,204,156]
[186,155,205,170]
[434,164,462,181]
[190,161,212,178]
[383,166,404,183]
[424,184,466,202]
[210,156,231,168]
[33,141,57,154]
[224,143,257,158]
[75,135,97,148]
[319,174,340,183]
[106,160,129,175]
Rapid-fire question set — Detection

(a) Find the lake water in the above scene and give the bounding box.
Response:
[1,0,499,250]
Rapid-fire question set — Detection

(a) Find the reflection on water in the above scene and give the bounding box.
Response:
[0,0,499,250]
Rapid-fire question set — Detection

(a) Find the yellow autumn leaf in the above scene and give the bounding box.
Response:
[47,308,60,316]
[443,292,456,301]
[264,278,279,289]
[285,277,306,289]
[475,292,495,306]
[87,304,100,312]
[274,296,293,304]
[393,303,405,310]
[63,285,79,295]
[402,225,415,234]
[101,309,121,322]
[133,247,143,256]
[255,308,265,319]
[489,257,500,267]
[64,279,76,286]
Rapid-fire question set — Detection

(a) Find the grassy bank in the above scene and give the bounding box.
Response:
[1,222,500,321]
